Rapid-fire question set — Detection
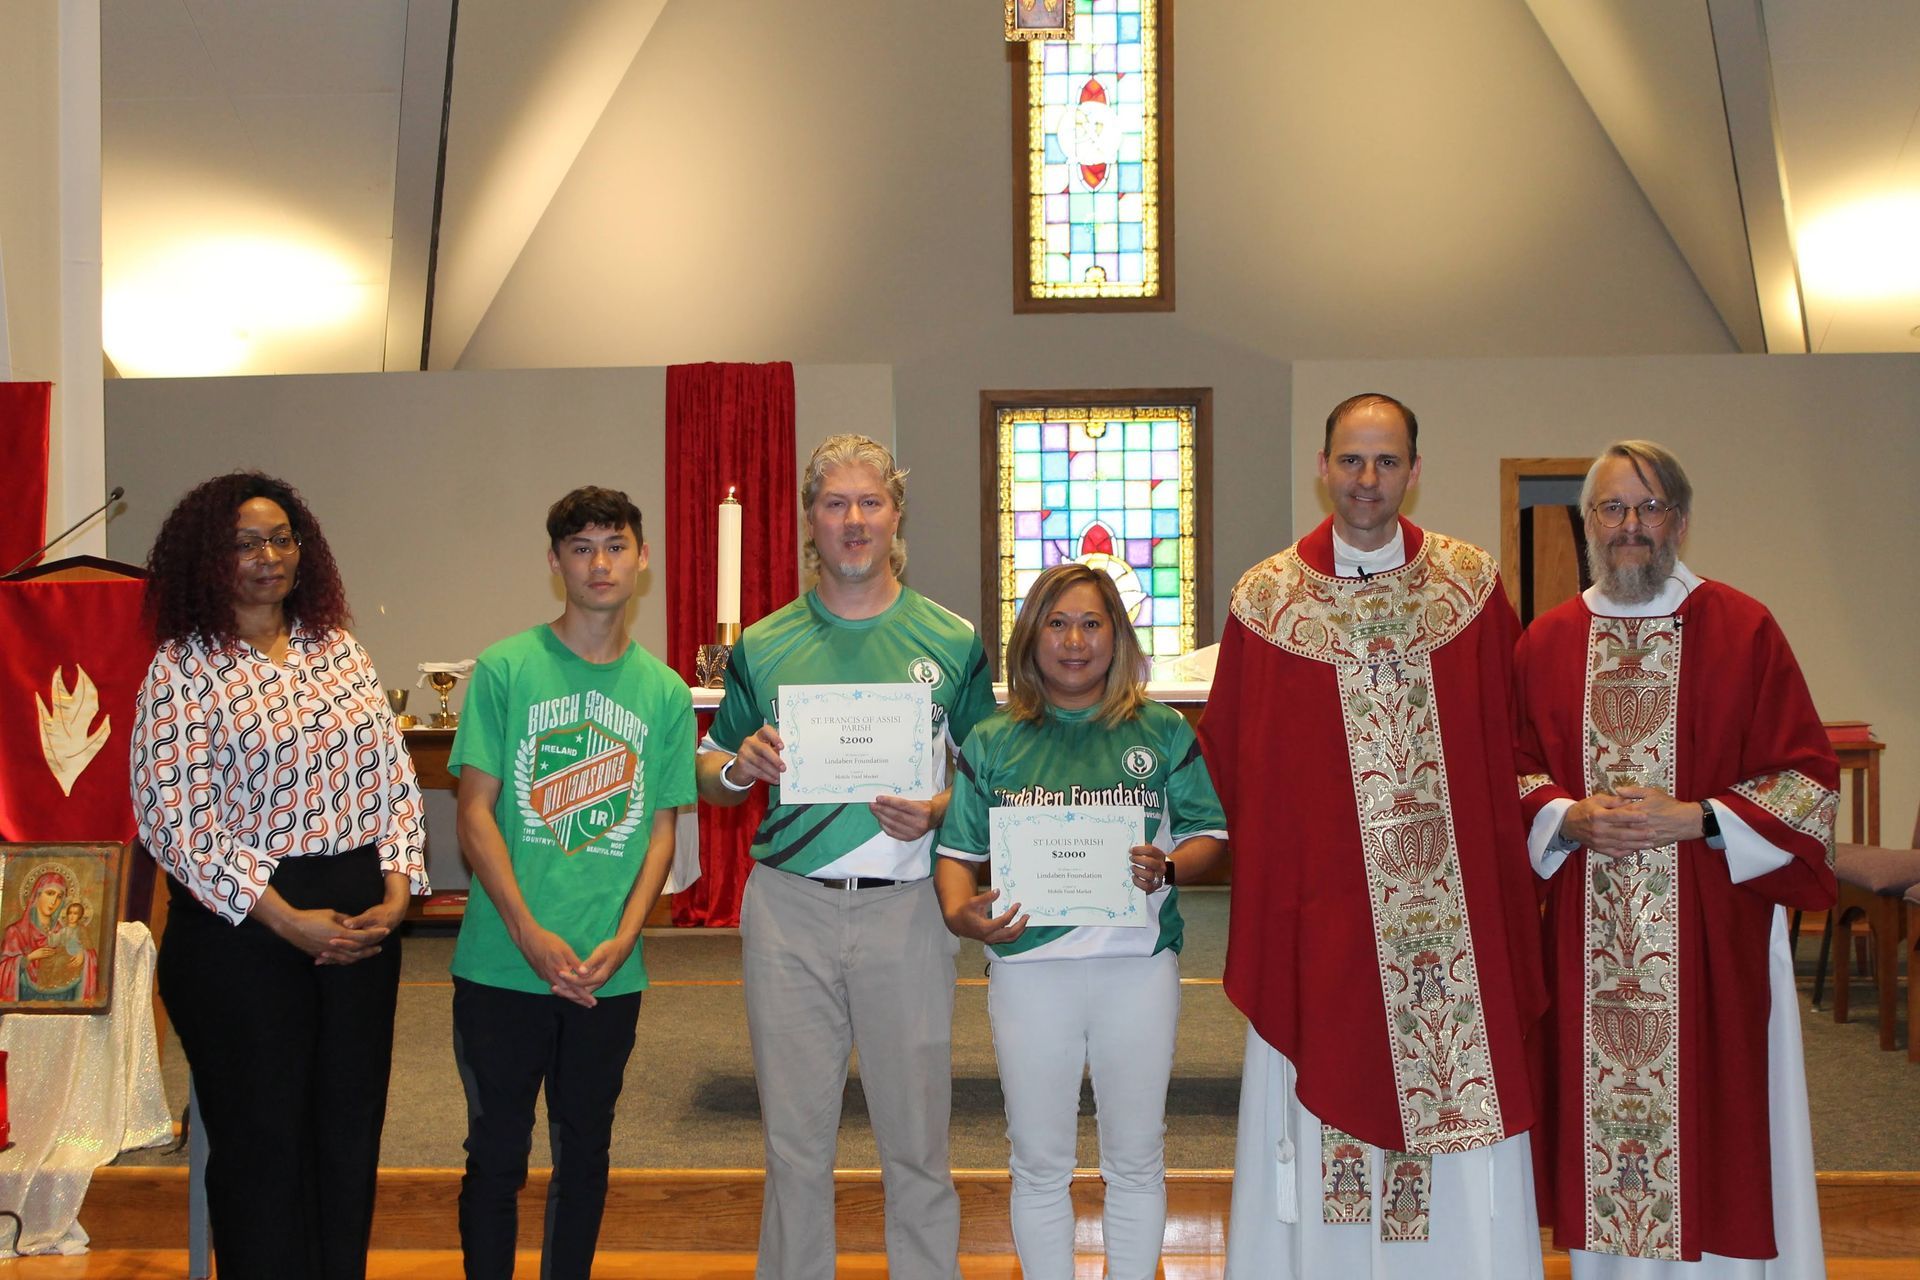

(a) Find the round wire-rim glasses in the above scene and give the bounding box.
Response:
[1590,499,1674,529]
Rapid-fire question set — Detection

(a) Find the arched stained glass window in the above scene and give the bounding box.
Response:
[1014,0,1173,311]
[980,389,1211,673]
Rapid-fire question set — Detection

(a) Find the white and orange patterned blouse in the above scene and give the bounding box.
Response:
[131,627,429,924]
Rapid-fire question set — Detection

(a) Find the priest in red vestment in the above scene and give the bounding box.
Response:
[1201,394,1549,1279]
[1513,440,1837,1278]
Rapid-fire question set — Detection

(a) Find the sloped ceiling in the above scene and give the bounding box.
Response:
[99,0,666,377]
[427,0,669,369]
[98,0,1920,375]
[101,0,411,376]
[1525,0,1920,353]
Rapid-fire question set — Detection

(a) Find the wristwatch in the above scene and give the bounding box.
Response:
[1164,860,1177,886]
[1698,800,1722,845]
[719,755,754,792]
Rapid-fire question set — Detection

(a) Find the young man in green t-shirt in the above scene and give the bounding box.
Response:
[447,487,696,1280]
[698,435,995,1280]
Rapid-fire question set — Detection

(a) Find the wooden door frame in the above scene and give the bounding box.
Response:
[1499,457,1592,612]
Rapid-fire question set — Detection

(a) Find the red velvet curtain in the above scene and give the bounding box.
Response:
[665,362,798,926]
[0,383,52,572]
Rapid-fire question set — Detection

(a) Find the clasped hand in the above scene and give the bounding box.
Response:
[1561,785,1703,858]
[268,900,399,967]
[517,922,632,1008]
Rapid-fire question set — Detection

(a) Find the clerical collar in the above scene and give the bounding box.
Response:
[1583,560,1702,618]
[1332,527,1407,579]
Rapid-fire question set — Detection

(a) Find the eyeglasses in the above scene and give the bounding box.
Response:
[234,533,301,561]
[1590,499,1674,529]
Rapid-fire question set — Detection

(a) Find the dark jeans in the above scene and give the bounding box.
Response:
[156,846,400,1280]
[452,976,643,1280]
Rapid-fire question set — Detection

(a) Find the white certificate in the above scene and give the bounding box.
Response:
[990,805,1146,927]
[778,682,933,804]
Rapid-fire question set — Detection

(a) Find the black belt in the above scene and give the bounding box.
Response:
[807,876,908,890]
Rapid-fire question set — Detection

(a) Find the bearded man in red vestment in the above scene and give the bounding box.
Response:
[1514,440,1837,1278]
[1201,394,1549,1279]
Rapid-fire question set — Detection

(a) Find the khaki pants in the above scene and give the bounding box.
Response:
[741,863,962,1280]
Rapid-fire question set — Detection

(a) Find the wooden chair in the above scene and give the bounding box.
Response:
[1827,803,1920,1051]
[1907,882,1920,1064]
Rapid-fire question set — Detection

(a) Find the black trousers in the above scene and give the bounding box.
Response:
[452,977,643,1280]
[156,846,400,1280]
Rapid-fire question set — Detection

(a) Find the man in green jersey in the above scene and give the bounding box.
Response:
[698,435,996,1280]
[448,487,696,1280]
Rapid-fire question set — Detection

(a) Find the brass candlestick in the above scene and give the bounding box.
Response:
[695,621,740,689]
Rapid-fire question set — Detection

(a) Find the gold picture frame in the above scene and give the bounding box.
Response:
[1006,0,1075,41]
[0,841,126,1015]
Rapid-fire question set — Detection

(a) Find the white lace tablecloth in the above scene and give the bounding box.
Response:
[0,922,173,1255]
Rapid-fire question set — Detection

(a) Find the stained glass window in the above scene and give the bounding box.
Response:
[1019,0,1170,308]
[983,393,1211,672]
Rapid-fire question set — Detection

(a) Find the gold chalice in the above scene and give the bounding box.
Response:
[427,670,459,727]
[386,687,418,730]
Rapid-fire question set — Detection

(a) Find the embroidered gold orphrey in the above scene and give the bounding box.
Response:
[1734,770,1838,869]
[1319,1125,1434,1242]
[1234,533,1506,1156]
[1580,615,1683,1260]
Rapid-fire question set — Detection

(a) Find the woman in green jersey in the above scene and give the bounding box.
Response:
[934,561,1228,1280]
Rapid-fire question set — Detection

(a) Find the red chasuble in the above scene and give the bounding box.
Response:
[1514,581,1837,1263]
[1200,518,1546,1154]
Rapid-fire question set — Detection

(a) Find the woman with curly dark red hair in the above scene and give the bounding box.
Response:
[130,472,426,1280]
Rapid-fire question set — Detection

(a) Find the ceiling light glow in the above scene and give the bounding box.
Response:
[1794,193,1920,302]
[104,236,369,377]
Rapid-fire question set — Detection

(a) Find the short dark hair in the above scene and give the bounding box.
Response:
[546,487,643,546]
[1323,392,1419,461]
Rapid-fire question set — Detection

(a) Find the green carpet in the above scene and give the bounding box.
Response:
[120,888,1919,1172]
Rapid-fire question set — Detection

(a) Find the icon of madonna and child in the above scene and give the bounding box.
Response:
[0,847,121,1013]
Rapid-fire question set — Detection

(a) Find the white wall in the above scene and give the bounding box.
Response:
[104,363,893,679]
[450,0,1739,634]
[0,0,105,556]
[1291,354,1920,837]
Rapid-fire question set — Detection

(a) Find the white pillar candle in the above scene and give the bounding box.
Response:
[716,486,742,629]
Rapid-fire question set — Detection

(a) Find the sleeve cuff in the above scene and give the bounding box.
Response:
[1714,800,1795,884]
[937,844,987,864]
[1529,797,1578,878]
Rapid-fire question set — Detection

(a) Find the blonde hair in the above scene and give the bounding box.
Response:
[1003,562,1148,728]
[801,434,909,579]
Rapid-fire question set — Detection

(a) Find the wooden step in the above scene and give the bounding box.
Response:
[77,1167,1920,1258]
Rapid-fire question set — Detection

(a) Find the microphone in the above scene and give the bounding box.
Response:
[4,486,126,578]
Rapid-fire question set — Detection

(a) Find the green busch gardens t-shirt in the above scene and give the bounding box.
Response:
[702,587,997,881]
[936,699,1228,963]
[448,625,697,996]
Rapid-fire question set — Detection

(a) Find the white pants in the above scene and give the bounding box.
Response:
[1569,909,1825,1279]
[986,949,1182,1280]
[1226,1026,1544,1280]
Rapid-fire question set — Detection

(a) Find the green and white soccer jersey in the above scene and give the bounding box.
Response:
[448,626,697,996]
[937,699,1226,963]
[702,587,996,881]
